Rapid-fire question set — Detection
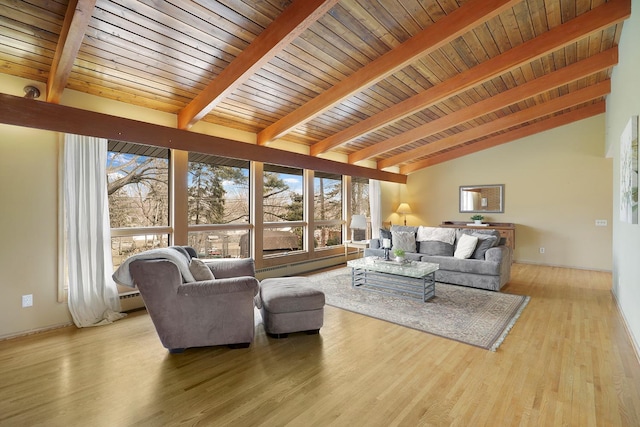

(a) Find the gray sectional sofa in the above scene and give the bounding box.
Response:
[363,225,512,291]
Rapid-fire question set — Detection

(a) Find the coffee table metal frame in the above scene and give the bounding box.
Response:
[347,257,439,302]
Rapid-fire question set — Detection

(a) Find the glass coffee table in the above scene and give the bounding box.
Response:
[347,257,439,302]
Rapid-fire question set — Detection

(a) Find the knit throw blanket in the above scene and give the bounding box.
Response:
[112,248,195,287]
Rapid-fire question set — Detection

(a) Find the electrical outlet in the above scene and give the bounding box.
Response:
[595,219,608,226]
[22,294,33,308]
[539,247,545,254]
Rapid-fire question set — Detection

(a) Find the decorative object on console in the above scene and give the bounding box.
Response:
[349,214,367,241]
[470,214,484,225]
[440,221,516,251]
[396,202,412,226]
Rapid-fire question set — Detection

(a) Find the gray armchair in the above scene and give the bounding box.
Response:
[128,254,259,353]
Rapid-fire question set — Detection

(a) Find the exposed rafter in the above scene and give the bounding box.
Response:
[177,0,339,130]
[350,47,618,163]
[0,0,629,175]
[311,0,629,163]
[47,0,96,103]
[380,81,611,170]
[257,0,520,146]
[400,102,606,173]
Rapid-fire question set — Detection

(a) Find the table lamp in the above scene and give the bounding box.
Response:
[396,203,412,226]
[349,214,367,241]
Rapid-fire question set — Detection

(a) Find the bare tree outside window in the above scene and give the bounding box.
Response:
[262,165,304,255]
[106,143,170,267]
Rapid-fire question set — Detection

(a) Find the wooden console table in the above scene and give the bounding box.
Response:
[440,221,516,250]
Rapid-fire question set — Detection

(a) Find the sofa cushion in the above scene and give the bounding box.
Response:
[364,248,422,261]
[416,226,455,256]
[418,241,454,256]
[189,258,215,281]
[454,234,478,259]
[391,230,417,253]
[421,255,501,276]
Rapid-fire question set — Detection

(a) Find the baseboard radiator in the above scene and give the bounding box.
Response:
[255,254,344,280]
[119,291,145,312]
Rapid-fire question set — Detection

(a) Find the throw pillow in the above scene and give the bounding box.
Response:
[189,258,215,281]
[416,226,456,245]
[391,230,416,253]
[454,234,479,259]
[471,234,498,259]
[418,241,454,256]
[457,228,501,247]
[390,225,419,234]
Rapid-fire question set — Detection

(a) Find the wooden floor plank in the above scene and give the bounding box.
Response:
[0,263,639,426]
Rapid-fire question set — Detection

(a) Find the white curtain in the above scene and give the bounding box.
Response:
[369,179,382,238]
[64,134,124,327]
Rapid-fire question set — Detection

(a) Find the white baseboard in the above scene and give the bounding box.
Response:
[514,260,612,273]
[611,290,640,366]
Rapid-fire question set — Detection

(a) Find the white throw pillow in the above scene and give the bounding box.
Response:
[454,234,479,259]
[416,226,456,244]
[189,258,215,281]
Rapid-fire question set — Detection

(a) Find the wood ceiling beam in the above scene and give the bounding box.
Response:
[379,80,610,169]
[311,0,629,159]
[400,101,606,173]
[47,0,96,103]
[349,47,618,163]
[0,93,405,184]
[257,0,520,146]
[177,0,339,130]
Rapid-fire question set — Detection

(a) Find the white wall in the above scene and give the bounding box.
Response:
[607,0,640,356]
[405,115,613,270]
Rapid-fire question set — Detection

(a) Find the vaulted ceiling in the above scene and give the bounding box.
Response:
[0,0,630,175]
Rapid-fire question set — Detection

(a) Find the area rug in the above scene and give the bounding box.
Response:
[304,268,529,351]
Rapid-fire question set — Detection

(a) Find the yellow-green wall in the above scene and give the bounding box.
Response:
[0,123,71,337]
[403,114,613,271]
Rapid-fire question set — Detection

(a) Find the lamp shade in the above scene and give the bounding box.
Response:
[396,203,412,214]
[349,214,367,230]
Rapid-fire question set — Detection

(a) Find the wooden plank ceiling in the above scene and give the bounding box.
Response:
[0,0,630,175]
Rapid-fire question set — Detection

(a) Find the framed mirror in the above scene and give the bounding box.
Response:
[459,184,504,213]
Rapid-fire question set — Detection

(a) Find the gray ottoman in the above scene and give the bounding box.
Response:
[258,277,325,338]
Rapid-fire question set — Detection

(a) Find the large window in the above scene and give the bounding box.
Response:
[107,141,170,268]
[314,172,342,248]
[263,164,304,256]
[187,154,250,259]
[105,142,371,266]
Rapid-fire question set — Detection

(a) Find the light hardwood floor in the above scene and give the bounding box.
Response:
[1,263,639,426]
